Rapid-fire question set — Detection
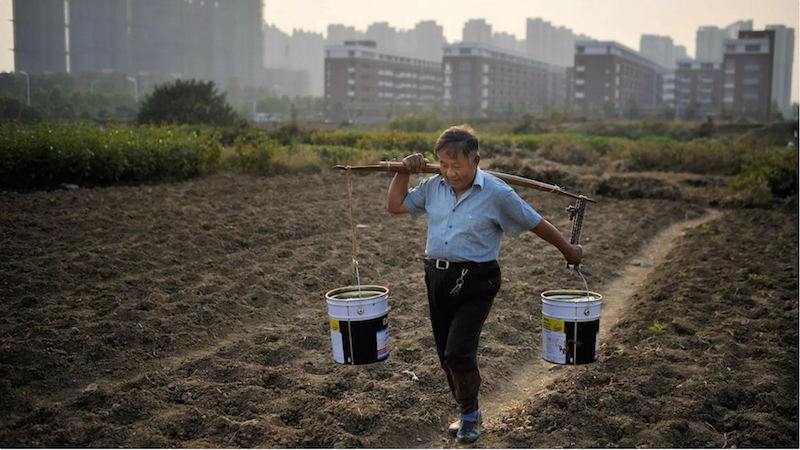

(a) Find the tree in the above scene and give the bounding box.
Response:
[136,79,237,126]
[717,103,734,121]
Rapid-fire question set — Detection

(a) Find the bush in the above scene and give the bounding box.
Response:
[0,122,222,189]
[536,135,600,166]
[385,114,444,133]
[137,79,238,126]
[730,147,799,199]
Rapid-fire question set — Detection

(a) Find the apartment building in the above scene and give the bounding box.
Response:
[463,19,493,45]
[640,35,674,70]
[765,25,795,118]
[674,45,689,61]
[68,0,131,74]
[12,0,68,74]
[526,18,580,67]
[573,41,665,117]
[661,72,675,111]
[696,20,753,61]
[324,41,443,122]
[723,32,774,121]
[443,42,565,118]
[674,60,724,119]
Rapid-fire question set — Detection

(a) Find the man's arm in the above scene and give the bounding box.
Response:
[387,153,428,215]
[531,219,583,264]
[387,172,410,214]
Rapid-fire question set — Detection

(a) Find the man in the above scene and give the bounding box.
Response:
[387,124,582,444]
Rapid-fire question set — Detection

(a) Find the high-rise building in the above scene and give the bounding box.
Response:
[414,21,445,62]
[722,30,774,121]
[264,24,292,69]
[327,24,366,45]
[526,18,583,67]
[288,29,326,97]
[366,22,397,51]
[765,25,795,118]
[13,0,67,74]
[674,45,689,61]
[443,42,565,118]
[674,59,724,119]
[492,32,520,53]
[127,1,263,88]
[324,40,443,122]
[640,34,674,70]
[696,19,753,61]
[572,41,665,117]
[13,0,264,87]
[463,19,492,45]
[68,0,130,73]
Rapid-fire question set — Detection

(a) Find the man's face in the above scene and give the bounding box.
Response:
[438,149,480,192]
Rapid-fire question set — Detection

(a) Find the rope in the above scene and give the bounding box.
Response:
[345,167,360,364]
[566,196,587,245]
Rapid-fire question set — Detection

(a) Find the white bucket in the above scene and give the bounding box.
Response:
[325,285,390,365]
[541,289,603,365]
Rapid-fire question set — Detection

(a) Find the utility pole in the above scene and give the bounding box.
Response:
[126,76,138,102]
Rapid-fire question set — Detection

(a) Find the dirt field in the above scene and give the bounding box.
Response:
[0,168,796,448]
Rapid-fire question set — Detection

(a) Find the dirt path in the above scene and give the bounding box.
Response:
[478,209,724,435]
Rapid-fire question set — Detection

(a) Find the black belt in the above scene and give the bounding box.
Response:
[424,258,498,271]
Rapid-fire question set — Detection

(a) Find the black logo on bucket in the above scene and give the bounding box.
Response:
[330,314,389,365]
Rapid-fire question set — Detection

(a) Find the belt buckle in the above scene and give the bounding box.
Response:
[435,259,450,270]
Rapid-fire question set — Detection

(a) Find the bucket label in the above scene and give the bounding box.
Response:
[542,317,565,333]
[542,328,567,364]
[330,329,345,364]
[376,329,389,360]
[330,318,340,332]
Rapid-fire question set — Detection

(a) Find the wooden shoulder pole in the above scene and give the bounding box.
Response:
[332,162,596,203]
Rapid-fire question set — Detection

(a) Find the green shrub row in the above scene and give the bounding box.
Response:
[0,122,222,188]
[1,123,789,191]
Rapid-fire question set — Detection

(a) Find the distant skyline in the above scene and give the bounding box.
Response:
[0,0,797,102]
[261,0,799,102]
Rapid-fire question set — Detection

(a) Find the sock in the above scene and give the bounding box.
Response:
[460,409,481,423]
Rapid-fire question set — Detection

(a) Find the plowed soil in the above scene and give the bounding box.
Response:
[1,169,796,448]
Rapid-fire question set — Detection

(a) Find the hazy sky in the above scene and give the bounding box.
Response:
[0,0,797,101]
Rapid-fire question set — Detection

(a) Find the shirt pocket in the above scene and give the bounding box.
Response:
[466,213,496,235]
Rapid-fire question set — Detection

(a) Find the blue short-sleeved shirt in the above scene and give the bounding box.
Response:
[402,167,542,263]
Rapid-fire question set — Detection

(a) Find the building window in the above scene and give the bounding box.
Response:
[726,45,736,53]
[743,87,759,100]
[744,60,760,71]
[743,75,760,85]
[701,63,713,70]
[745,44,761,52]
[679,62,691,69]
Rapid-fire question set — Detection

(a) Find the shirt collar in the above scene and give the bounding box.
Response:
[438,167,485,189]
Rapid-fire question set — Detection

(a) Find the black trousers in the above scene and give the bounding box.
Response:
[424,260,501,415]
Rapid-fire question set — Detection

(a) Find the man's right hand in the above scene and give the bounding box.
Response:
[403,153,428,174]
